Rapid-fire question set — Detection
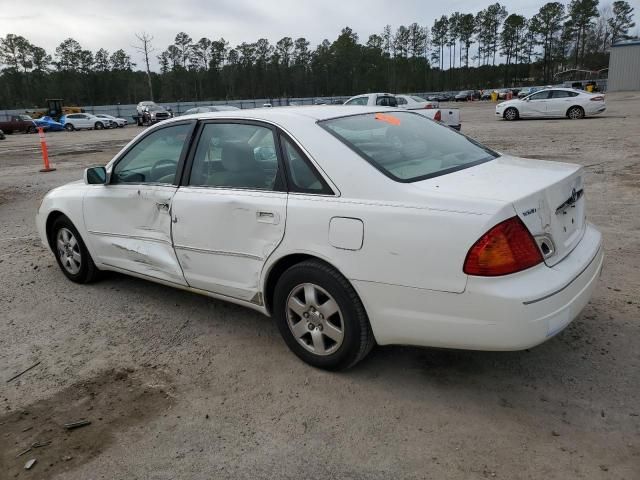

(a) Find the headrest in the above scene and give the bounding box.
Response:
[221,142,256,172]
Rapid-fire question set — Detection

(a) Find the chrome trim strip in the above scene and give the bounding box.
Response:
[87,230,171,245]
[173,244,263,261]
[523,243,603,305]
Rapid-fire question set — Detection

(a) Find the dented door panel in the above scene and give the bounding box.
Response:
[83,184,187,284]
[171,187,287,301]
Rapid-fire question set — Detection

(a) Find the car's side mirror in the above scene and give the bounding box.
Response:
[84,166,108,185]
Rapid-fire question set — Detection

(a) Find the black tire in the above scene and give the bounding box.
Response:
[50,216,100,284]
[504,107,519,121]
[567,106,585,120]
[64,123,74,131]
[94,122,104,130]
[27,126,37,134]
[273,260,375,370]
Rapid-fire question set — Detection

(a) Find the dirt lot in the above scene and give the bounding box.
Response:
[1,96,639,479]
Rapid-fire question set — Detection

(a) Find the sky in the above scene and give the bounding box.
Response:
[1,0,639,70]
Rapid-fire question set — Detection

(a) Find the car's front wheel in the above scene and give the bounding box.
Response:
[64,124,74,131]
[51,216,100,283]
[504,107,519,121]
[273,260,375,370]
[94,122,104,130]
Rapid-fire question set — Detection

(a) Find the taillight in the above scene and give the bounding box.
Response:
[425,104,434,109]
[434,110,441,122]
[590,96,604,101]
[463,216,543,276]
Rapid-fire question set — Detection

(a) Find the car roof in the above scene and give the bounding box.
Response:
[167,105,406,125]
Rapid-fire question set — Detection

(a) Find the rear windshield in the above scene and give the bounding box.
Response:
[319,112,497,182]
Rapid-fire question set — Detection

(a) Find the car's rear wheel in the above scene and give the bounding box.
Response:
[273,260,374,370]
[27,126,37,134]
[64,124,74,131]
[504,107,519,121]
[95,122,104,130]
[51,216,99,283]
[567,106,585,120]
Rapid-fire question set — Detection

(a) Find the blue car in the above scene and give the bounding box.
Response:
[35,116,65,132]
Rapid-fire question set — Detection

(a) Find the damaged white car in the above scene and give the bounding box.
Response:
[36,107,603,370]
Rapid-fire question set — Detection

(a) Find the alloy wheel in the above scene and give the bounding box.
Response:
[56,227,82,275]
[286,283,344,356]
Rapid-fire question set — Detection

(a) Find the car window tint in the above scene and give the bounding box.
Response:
[346,97,367,105]
[376,96,397,107]
[280,137,332,194]
[396,97,407,105]
[321,112,497,182]
[551,90,573,98]
[529,91,551,100]
[189,123,279,190]
[112,123,191,184]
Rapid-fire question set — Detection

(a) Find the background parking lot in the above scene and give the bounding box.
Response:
[1,95,639,479]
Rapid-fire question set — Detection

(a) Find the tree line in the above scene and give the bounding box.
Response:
[0,0,635,109]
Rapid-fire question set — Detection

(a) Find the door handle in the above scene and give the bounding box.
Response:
[156,201,170,211]
[256,210,278,224]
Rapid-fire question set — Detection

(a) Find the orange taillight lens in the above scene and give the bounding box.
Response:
[463,216,543,276]
[434,110,442,122]
[590,96,604,101]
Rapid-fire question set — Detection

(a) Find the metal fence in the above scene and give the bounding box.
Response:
[0,82,607,121]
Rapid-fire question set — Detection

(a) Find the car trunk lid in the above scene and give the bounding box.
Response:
[412,155,586,266]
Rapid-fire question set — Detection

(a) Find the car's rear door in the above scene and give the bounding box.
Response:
[83,121,196,284]
[170,120,287,302]
[547,90,578,117]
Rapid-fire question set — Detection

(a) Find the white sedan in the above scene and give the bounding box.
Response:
[96,114,128,128]
[496,88,606,120]
[395,94,439,110]
[61,113,114,131]
[36,107,603,370]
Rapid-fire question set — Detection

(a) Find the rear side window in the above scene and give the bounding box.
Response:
[280,136,332,195]
[320,112,497,182]
[551,90,579,98]
[376,96,397,107]
[529,91,551,100]
[345,97,368,106]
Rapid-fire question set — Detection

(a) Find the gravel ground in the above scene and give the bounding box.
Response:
[1,95,639,479]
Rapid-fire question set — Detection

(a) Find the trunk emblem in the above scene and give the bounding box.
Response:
[555,188,583,215]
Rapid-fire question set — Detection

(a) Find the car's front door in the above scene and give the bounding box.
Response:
[171,121,287,302]
[83,121,195,284]
[522,90,551,117]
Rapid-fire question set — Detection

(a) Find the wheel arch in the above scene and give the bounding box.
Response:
[45,210,69,250]
[262,252,354,316]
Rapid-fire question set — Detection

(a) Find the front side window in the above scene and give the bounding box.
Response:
[345,97,368,106]
[189,123,279,190]
[529,91,551,100]
[281,137,332,194]
[320,112,497,182]
[112,123,191,184]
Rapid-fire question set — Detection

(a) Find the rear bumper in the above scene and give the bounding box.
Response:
[355,223,603,350]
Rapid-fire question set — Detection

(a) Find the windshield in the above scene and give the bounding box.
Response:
[19,115,32,121]
[411,96,427,102]
[320,112,497,182]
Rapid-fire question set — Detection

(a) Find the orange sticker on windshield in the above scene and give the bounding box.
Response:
[374,113,401,126]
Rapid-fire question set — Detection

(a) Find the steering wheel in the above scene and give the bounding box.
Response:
[150,159,177,182]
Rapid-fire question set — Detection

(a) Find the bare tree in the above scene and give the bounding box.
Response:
[133,32,155,100]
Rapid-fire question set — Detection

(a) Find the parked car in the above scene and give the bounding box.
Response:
[480,90,494,100]
[0,114,44,134]
[454,90,480,101]
[96,114,128,128]
[496,88,606,120]
[61,113,113,131]
[345,93,461,130]
[395,94,439,110]
[182,106,240,115]
[495,88,514,100]
[36,116,65,132]
[136,101,157,116]
[134,104,173,126]
[36,106,602,369]
[518,86,541,98]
